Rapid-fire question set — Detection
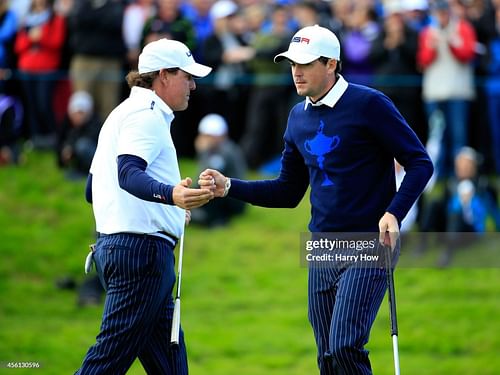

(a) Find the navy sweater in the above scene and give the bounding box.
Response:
[229,83,433,232]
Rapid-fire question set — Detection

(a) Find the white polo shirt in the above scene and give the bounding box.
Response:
[90,86,184,238]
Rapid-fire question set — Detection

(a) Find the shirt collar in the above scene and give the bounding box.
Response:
[130,86,175,123]
[304,75,349,110]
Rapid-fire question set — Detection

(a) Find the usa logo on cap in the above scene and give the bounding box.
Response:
[292,36,310,44]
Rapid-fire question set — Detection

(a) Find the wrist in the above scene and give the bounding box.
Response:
[223,177,231,197]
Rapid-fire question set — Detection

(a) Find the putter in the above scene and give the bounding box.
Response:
[170,233,185,345]
[384,243,401,375]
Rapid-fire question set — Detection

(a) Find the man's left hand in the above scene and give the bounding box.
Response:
[379,212,399,250]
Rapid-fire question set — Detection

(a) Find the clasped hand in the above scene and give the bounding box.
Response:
[198,169,227,198]
[173,177,214,210]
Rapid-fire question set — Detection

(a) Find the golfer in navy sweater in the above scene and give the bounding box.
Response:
[200,25,433,374]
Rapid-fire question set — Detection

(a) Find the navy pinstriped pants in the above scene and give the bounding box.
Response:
[76,233,188,375]
[308,265,387,375]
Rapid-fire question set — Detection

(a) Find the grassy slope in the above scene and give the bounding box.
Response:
[0,151,499,375]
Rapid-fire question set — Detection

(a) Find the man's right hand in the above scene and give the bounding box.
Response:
[173,177,214,209]
[198,169,227,198]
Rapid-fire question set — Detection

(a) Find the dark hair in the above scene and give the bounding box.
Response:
[125,68,179,89]
[318,57,342,76]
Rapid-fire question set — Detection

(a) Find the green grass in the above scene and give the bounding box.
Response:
[0,151,499,374]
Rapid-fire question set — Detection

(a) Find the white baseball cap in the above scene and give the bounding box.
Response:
[198,114,228,136]
[210,0,238,20]
[68,91,93,114]
[384,0,405,15]
[274,25,341,64]
[403,0,429,11]
[138,38,212,78]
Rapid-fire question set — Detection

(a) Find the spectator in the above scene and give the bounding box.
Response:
[52,0,75,134]
[457,0,495,173]
[243,2,266,36]
[123,0,157,70]
[181,0,215,62]
[201,0,254,140]
[418,146,500,265]
[141,0,199,157]
[141,0,195,49]
[15,0,66,149]
[0,93,23,165]
[292,0,320,28]
[484,0,500,175]
[0,0,17,74]
[56,90,100,178]
[1,1,21,142]
[439,178,487,267]
[341,2,381,85]
[191,113,246,227]
[447,178,487,233]
[240,3,294,169]
[326,0,352,39]
[402,0,431,32]
[370,2,426,142]
[67,0,126,121]
[417,0,477,179]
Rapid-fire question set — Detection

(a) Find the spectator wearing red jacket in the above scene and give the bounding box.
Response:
[15,0,66,148]
[417,0,477,179]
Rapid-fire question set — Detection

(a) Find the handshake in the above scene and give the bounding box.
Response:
[172,169,229,210]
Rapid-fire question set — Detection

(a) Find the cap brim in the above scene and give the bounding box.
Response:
[274,51,319,64]
[181,63,212,78]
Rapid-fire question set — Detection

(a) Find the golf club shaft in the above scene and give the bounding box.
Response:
[386,251,398,336]
[175,234,185,299]
[171,233,185,345]
[385,244,400,375]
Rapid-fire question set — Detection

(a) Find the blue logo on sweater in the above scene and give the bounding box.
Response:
[304,120,340,186]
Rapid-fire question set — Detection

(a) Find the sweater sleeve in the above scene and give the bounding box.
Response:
[117,154,175,205]
[85,173,93,203]
[38,15,66,50]
[228,136,309,208]
[14,28,31,55]
[448,20,477,63]
[367,92,434,224]
[417,27,438,69]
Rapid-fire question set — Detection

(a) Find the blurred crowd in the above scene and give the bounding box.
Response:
[1,0,500,263]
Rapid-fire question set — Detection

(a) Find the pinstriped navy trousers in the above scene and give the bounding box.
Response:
[76,233,188,375]
[308,265,387,375]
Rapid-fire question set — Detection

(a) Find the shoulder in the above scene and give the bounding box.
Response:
[343,83,386,105]
[347,82,381,97]
[289,100,306,117]
[116,92,159,124]
[344,84,399,119]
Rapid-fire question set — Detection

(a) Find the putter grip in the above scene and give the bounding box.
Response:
[170,298,181,345]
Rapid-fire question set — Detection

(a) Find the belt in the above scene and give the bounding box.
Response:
[97,231,178,247]
[153,231,179,246]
